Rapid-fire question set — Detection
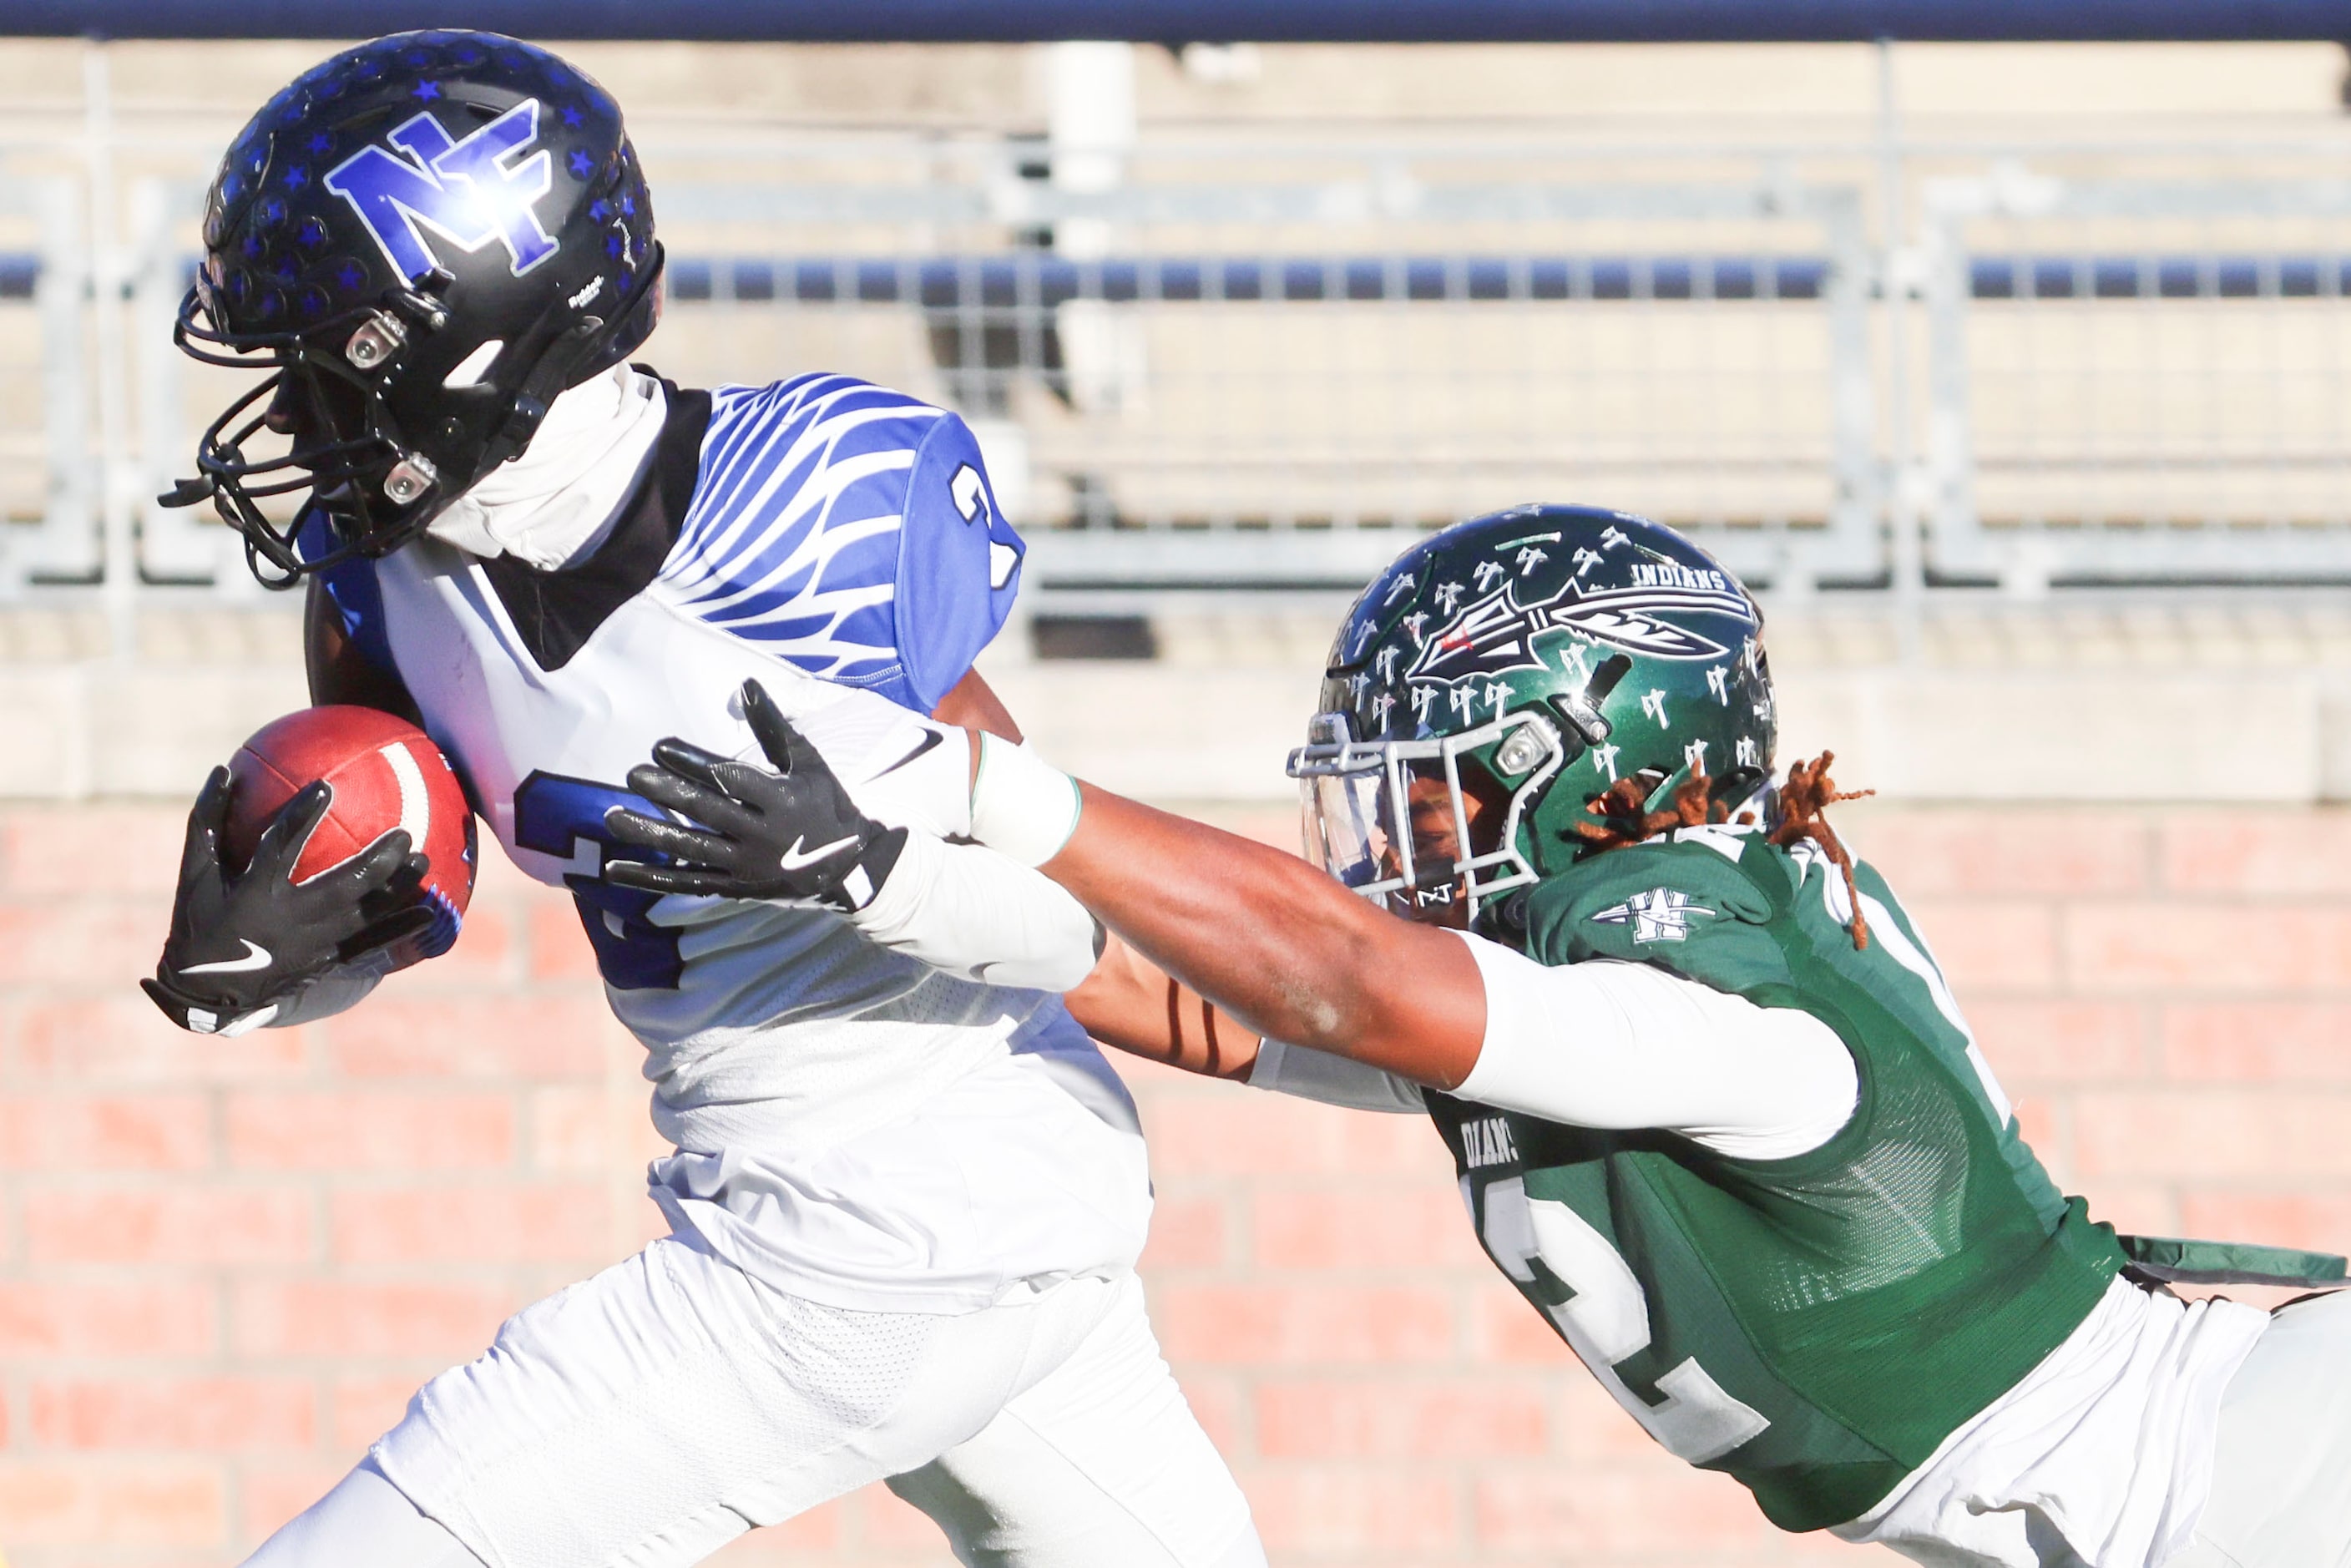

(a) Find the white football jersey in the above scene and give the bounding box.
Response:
[308,372,1150,1311]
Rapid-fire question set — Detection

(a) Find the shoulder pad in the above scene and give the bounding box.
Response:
[1519,834,1778,968]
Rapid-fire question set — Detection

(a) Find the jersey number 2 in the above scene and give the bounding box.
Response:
[512,771,685,991]
[1475,1175,1769,1464]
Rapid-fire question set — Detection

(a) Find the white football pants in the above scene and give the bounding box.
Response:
[242,1237,1264,1568]
[2162,1287,2351,1568]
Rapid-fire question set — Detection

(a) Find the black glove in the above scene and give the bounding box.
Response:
[141,767,436,1035]
[602,678,907,912]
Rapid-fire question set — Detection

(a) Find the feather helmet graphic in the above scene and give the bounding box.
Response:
[1404,569,1757,687]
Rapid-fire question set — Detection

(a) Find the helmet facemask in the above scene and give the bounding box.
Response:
[169,250,663,588]
[1291,707,1566,927]
[169,276,445,584]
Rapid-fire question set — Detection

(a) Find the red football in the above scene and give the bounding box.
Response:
[220,705,477,971]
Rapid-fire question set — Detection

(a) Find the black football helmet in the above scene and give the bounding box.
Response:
[167,30,664,585]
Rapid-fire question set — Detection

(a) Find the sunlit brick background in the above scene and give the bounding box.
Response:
[2,797,2343,1567]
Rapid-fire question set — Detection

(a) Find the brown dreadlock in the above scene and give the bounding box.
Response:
[1770,751,1875,949]
[1571,770,1727,851]
[1573,750,1876,949]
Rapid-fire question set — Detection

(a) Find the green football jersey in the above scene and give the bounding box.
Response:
[1430,826,2127,1532]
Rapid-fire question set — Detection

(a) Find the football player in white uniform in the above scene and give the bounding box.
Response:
[673,507,2351,1568]
[141,32,1264,1568]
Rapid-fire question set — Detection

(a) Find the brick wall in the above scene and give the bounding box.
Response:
[0,800,2344,1568]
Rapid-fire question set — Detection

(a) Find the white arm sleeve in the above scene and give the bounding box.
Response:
[1451,933,1858,1161]
[769,684,1100,989]
[848,828,1102,993]
[1248,1037,1428,1115]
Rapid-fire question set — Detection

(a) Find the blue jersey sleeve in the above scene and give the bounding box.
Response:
[295,506,397,680]
[892,412,1024,712]
[663,377,1029,713]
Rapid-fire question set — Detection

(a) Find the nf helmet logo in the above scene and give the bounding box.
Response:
[325,101,560,281]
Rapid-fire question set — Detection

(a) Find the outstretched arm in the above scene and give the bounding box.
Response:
[1045,786,1485,1089]
[1067,931,1434,1114]
[962,741,1851,1151]
[590,695,1853,1151]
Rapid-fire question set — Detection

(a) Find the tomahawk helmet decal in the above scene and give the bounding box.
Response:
[1405,569,1757,687]
[1404,580,1565,685]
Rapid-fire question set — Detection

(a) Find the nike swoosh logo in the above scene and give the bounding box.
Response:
[778,834,859,872]
[873,730,944,779]
[180,938,273,975]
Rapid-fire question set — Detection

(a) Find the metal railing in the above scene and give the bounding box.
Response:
[642,144,1885,598]
[12,107,2351,613]
[1922,169,2351,587]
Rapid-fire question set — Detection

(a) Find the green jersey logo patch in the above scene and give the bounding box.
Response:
[1590,887,1711,943]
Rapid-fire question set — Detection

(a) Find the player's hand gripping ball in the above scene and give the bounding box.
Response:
[220,706,476,929]
[141,707,475,1036]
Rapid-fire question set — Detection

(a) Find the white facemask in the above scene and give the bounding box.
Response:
[427,363,668,571]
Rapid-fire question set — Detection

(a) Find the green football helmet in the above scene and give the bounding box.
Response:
[1288,504,1776,924]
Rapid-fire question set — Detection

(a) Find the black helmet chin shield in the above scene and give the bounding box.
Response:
[165,29,664,587]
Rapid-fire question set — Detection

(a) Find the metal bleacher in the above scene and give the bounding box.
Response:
[10,41,2351,631]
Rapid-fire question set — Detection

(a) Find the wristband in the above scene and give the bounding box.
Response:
[970,736,1084,868]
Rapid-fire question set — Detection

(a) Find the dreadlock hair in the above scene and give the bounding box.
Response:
[1571,769,1726,851]
[1770,751,1875,949]
[1572,750,1876,950]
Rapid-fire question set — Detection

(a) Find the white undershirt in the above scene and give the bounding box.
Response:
[425,364,667,569]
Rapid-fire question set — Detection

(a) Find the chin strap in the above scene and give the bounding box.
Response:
[478,245,668,478]
[478,317,607,478]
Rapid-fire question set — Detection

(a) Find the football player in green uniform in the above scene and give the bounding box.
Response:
[603,506,2348,1567]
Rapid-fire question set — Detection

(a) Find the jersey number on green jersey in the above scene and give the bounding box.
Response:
[1476,1174,1771,1463]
